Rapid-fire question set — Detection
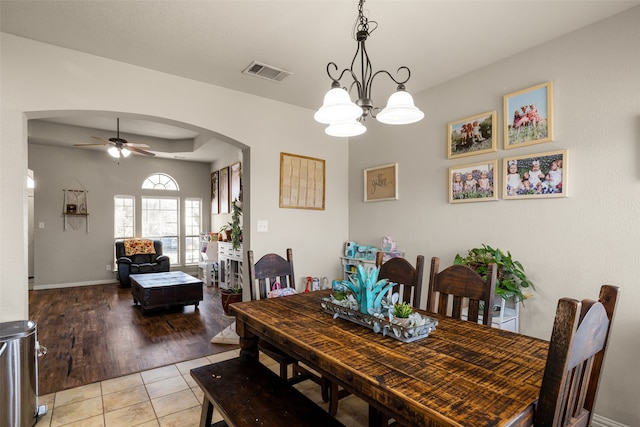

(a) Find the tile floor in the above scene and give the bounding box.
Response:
[34,349,369,427]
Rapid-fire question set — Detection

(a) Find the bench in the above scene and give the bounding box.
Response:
[190,356,345,427]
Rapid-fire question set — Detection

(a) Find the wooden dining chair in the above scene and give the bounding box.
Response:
[427,257,497,326]
[376,252,425,308]
[534,285,619,427]
[247,249,322,387]
[367,253,426,425]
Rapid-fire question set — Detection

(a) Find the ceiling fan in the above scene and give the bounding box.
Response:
[73,118,155,158]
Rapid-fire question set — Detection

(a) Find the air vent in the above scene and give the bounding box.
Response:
[242,61,293,83]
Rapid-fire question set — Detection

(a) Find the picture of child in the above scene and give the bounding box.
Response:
[504,151,566,199]
[464,172,477,192]
[452,173,463,195]
[478,171,491,193]
[506,161,523,196]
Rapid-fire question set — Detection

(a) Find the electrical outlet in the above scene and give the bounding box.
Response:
[106,264,111,271]
[257,220,268,232]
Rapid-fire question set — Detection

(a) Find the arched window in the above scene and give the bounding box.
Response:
[142,173,179,190]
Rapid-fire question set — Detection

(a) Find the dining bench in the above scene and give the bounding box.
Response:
[190,355,345,427]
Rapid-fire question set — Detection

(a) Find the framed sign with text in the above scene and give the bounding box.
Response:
[364,163,398,202]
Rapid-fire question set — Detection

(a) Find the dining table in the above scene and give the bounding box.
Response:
[230,290,549,427]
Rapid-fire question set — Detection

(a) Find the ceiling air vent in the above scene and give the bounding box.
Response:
[242,61,293,83]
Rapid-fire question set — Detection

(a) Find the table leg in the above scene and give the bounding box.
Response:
[199,397,213,427]
[235,318,259,359]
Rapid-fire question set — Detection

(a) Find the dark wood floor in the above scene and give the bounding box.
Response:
[29,282,238,395]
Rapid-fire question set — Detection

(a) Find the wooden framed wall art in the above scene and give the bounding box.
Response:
[448,160,498,203]
[504,81,553,149]
[364,163,398,202]
[503,149,567,199]
[447,111,497,159]
[210,170,219,214]
[279,152,325,210]
[230,162,242,203]
[219,166,230,214]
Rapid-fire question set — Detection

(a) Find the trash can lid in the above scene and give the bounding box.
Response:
[0,320,36,340]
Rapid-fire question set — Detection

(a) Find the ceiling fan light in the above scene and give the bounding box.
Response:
[314,87,363,124]
[376,90,425,125]
[108,146,120,158]
[121,147,131,157]
[325,120,366,138]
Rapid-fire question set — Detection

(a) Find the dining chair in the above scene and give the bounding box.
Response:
[366,253,425,425]
[427,257,497,326]
[534,285,619,427]
[376,252,425,308]
[247,249,322,387]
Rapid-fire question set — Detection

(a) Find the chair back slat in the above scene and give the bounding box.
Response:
[534,285,619,427]
[248,249,295,300]
[375,253,425,309]
[427,257,497,326]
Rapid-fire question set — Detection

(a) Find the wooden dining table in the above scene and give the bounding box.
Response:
[230,290,549,427]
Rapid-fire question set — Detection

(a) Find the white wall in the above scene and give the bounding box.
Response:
[28,143,212,287]
[349,8,640,425]
[0,33,349,316]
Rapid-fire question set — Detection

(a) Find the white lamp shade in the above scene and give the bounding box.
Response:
[376,90,424,125]
[121,147,131,157]
[325,120,366,137]
[108,146,120,158]
[314,87,363,124]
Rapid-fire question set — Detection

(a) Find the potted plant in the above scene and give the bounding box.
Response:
[220,284,243,315]
[453,244,534,305]
[229,199,242,251]
[219,224,231,242]
[392,301,413,327]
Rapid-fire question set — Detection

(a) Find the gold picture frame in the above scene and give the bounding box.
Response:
[279,152,325,210]
[447,111,497,159]
[503,150,567,199]
[503,81,554,149]
[210,170,219,215]
[449,160,498,204]
[364,163,398,202]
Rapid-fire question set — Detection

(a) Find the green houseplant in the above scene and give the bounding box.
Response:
[453,244,534,304]
[229,199,242,251]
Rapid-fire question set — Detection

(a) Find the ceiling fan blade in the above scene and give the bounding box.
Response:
[91,136,112,143]
[128,146,156,157]
[124,142,150,148]
[74,142,109,147]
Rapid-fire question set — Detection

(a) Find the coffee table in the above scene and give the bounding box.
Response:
[130,271,203,312]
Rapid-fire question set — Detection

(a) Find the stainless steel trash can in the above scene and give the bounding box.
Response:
[0,320,47,427]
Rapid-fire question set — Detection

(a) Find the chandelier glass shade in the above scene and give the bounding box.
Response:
[108,146,131,158]
[315,0,424,137]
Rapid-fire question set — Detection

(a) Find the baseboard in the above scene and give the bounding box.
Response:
[32,279,116,290]
[592,414,630,427]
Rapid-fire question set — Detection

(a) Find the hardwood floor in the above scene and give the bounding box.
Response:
[29,282,238,395]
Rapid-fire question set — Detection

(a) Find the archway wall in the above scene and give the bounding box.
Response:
[1,33,349,320]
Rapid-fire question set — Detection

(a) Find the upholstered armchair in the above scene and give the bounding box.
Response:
[115,239,170,287]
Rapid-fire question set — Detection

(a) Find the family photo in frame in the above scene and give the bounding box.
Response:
[447,111,497,159]
[503,150,567,199]
[503,81,553,149]
[448,160,498,203]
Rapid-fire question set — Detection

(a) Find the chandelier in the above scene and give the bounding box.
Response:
[108,146,131,158]
[314,0,424,137]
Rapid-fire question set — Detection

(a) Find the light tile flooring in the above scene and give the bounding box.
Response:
[35,349,369,427]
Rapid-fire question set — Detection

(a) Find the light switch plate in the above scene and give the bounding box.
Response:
[257,220,268,232]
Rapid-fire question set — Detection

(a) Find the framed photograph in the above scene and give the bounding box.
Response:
[279,152,325,210]
[219,166,230,214]
[230,162,242,203]
[364,163,398,202]
[503,150,567,200]
[504,81,553,149]
[447,111,497,159]
[210,170,219,215]
[449,160,498,203]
